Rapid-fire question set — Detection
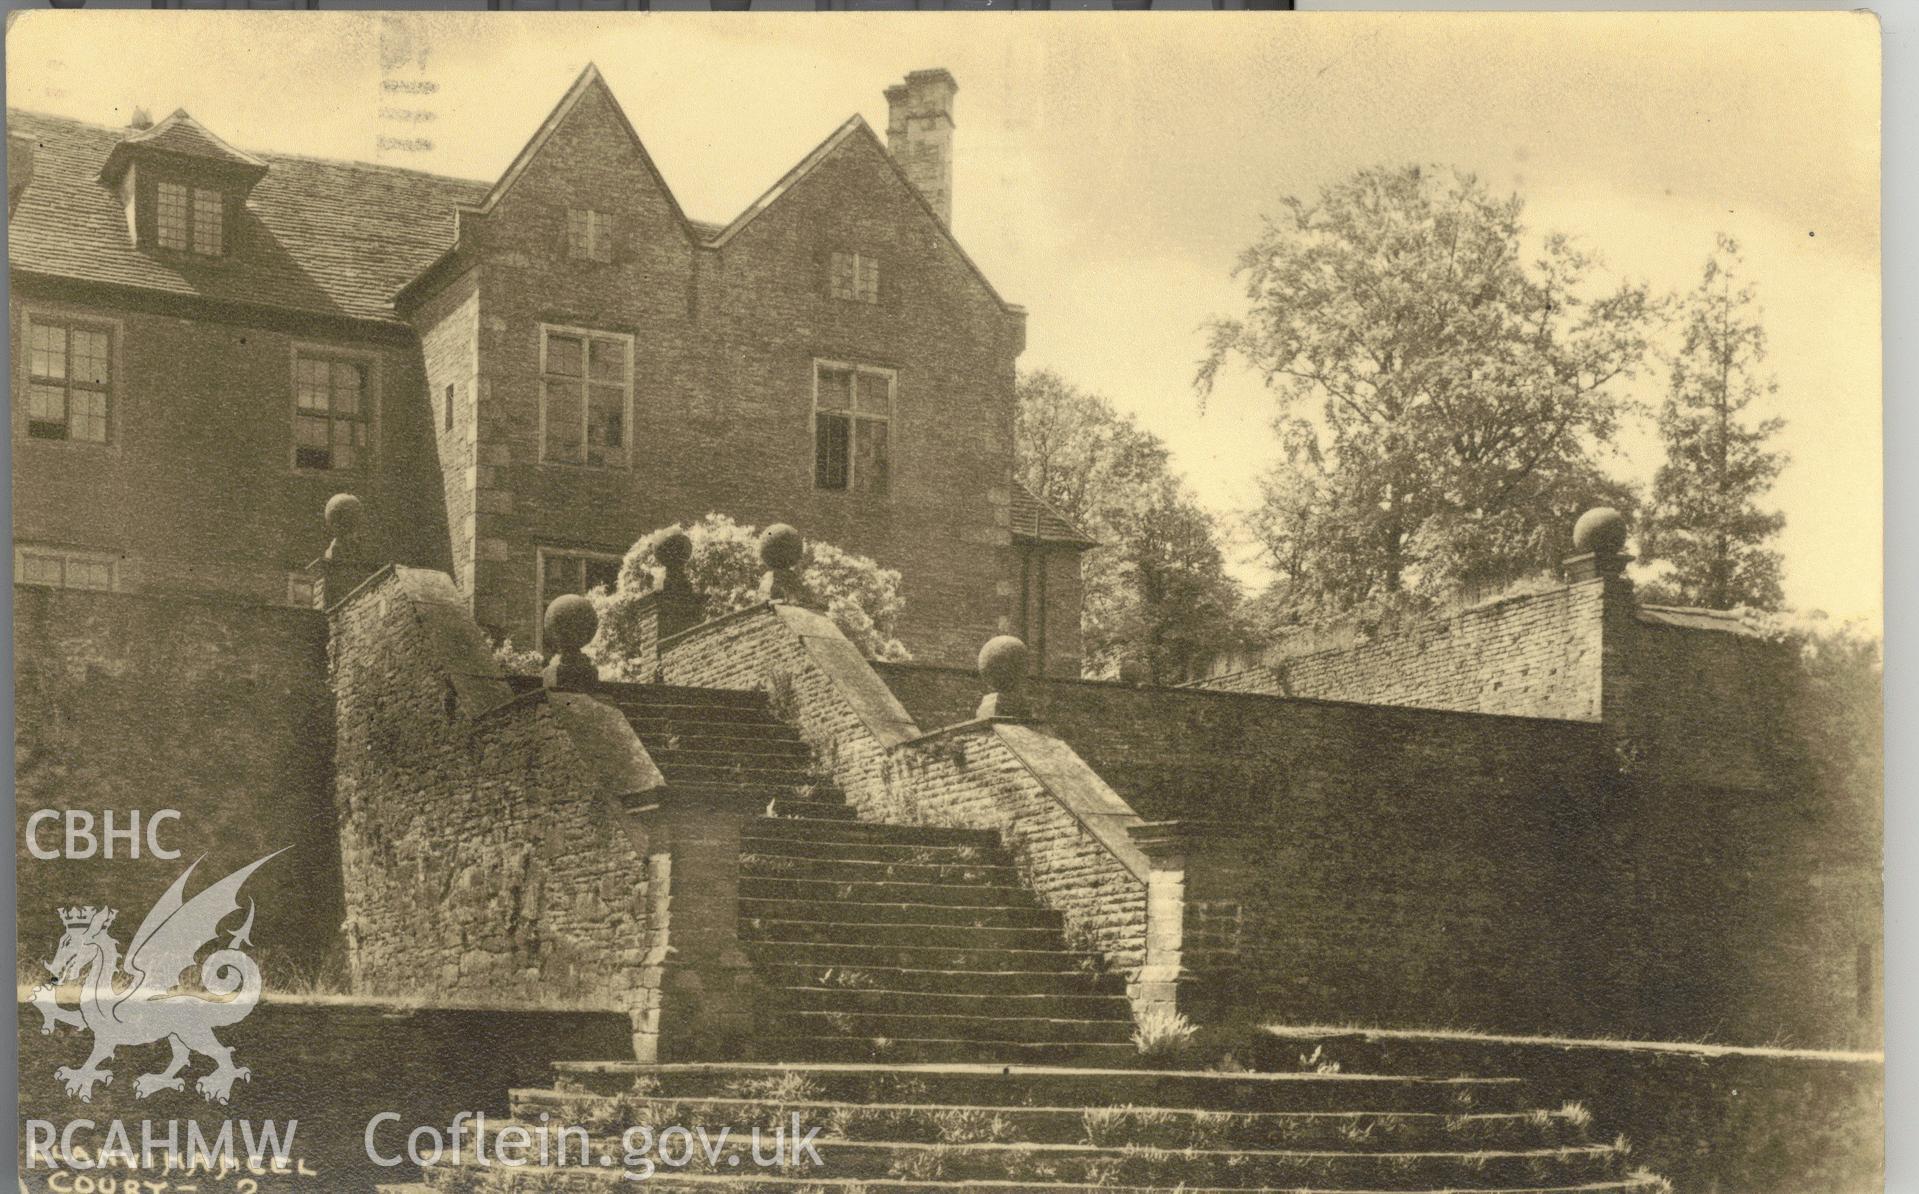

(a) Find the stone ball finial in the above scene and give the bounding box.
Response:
[760,524,804,571]
[653,529,693,570]
[325,493,363,538]
[976,635,1033,720]
[979,635,1029,691]
[542,594,600,691]
[544,594,599,654]
[1572,507,1628,555]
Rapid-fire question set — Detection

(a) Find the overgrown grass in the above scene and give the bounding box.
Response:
[1131,1007,1199,1061]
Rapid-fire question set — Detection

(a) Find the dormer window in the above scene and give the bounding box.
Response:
[154,182,225,256]
[98,109,265,261]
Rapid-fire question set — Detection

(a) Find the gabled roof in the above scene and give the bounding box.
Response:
[101,108,269,184]
[1012,481,1099,549]
[709,115,866,248]
[710,112,1020,314]
[464,63,698,245]
[10,109,488,324]
[9,70,1022,326]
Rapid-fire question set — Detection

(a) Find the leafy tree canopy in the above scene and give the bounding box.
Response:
[1016,370,1244,681]
[1641,235,1789,610]
[1200,164,1656,628]
[590,514,911,673]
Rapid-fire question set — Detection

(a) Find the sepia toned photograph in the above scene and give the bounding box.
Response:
[6,9,1883,1192]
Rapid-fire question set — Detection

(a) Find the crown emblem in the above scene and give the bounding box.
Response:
[59,906,111,928]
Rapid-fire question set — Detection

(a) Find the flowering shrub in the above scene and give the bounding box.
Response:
[589,513,910,677]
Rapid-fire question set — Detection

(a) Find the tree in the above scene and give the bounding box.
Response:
[589,514,910,674]
[1641,236,1788,610]
[1198,164,1655,625]
[1015,370,1243,681]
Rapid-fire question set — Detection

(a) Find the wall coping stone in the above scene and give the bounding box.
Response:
[875,658,1601,729]
[325,560,399,615]
[990,721,1151,885]
[774,604,921,746]
[13,580,332,623]
[546,692,665,797]
[894,714,1143,883]
[901,714,1029,745]
[657,600,780,653]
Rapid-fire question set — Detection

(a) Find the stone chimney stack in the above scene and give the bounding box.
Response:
[884,69,957,226]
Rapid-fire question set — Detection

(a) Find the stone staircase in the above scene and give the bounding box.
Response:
[592,680,1139,1065]
[424,1059,1666,1192]
[430,680,1669,1192]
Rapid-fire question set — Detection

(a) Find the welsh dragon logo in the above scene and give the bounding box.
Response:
[30,851,282,1104]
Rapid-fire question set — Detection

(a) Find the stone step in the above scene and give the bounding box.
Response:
[510,1089,1596,1152]
[611,701,789,726]
[554,1062,1535,1115]
[741,917,1067,951]
[654,760,827,789]
[738,896,1058,929]
[652,730,812,754]
[742,939,1091,974]
[759,985,1131,1021]
[738,853,1023,887]
[751,963,1126,998]
[775,1009,1133,1046]
[426,1168,1668,1194]
[745,818,1001,850]
[625,783,834,811]
[449,1121,1630,1189]
[748,1037,1147,1066]
[737,837,1007,866]
[600,683,769,709]
[740,876,1039,910]
[761,799,859,822]
[649,741,814,766]
[621,716,798,743]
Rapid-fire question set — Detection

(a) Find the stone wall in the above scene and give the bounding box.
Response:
[888,724,1150,994]
[1202,579,1607,721]
[13,585,340,964]
[19,997,632,1190]
[1015,545,1086,679]
[329,567,652,1025]
[9,284,448,607]
[873,661,1874,1047]
[1614,615,1802,793]
[412,76,1028,665]
[410,264,483,600]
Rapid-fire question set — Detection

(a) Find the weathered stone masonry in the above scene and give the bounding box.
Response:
[10,67,1091,676]
[13,584,339,954]
[329,566,654,1024]
[654,601,1157,1008]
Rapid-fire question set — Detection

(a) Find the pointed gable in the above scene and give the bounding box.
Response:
[463,63,697,245]
[711,115,1018,314]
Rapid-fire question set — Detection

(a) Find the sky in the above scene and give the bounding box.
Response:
[6,10,1882,622]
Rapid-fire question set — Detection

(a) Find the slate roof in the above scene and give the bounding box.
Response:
[10,69,1022,325]
[9,109,489,325]
[104,109,268,179]
[1011,481,1098,548]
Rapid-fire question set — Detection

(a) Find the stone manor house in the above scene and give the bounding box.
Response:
[8,65,1091,674]
[10,63,1881,1193]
